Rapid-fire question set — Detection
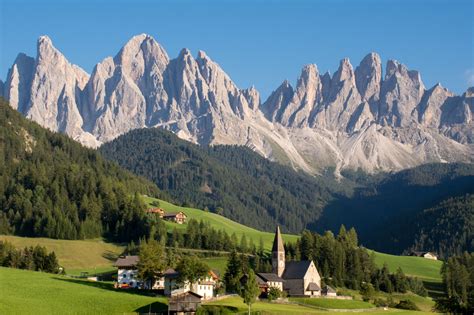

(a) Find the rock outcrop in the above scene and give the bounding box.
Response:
[3,35,473,174]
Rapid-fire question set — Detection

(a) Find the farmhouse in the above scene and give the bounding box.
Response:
[256,226,322,297]
[114,256,164,289]
[164,268,219,300]
[114,255,140,288]
[146,207,165,217]
[409,251,438,260]
[163,211,187,224]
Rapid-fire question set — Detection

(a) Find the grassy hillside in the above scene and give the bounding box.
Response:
[144,196,300,250]
[0,235,124,274]
[370,250,442,281]
[0,267,167,314]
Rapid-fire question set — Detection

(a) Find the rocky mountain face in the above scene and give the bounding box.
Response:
[2,34,473,174]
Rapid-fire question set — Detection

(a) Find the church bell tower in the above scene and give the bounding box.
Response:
[272,226,285,277]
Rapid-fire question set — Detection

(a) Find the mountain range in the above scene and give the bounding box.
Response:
[1,34,473,174]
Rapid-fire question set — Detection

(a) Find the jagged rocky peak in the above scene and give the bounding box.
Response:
[321,58,362,129]
[328,58,358,101]
[355,52,382,102]
[333,58,355,82]
[275,64,323,127]
[379,59,425,127]
[242,85,260,111]
[4,53,35,113]
[261,80,294,121]
[113,33,169,81]
[416,83,453,128]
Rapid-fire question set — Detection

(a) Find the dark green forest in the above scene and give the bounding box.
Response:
[407,194,473,258]
[436,252,474,313]
[0,100,161,242]
[100,128,351,233]
[320,163,474,256]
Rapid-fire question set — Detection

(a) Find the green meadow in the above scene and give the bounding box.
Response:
[144,196,300,250]
[369,250,443,281]
[0,267,167,314]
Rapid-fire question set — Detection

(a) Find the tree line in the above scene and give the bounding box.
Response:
[222,226,427,298]
[435,252,474,313]
[0,240,60,273]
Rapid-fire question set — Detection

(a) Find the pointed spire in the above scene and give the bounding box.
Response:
[272,226,285,252]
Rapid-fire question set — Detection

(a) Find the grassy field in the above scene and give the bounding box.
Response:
[0,235,124,272]
[144,196,300,250]
[0,267,167,314]
[0,268,430,315]
[290,297,375,309]
[369,250,443,281]
[205,296,431,314]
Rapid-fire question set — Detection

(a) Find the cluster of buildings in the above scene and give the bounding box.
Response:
[146,207,187,224]
[114,255,219,300]
[114,226,338,302]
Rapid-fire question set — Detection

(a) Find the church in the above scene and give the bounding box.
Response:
[256,226,322,296]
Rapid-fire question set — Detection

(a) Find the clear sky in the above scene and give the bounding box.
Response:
[0,0,472,98]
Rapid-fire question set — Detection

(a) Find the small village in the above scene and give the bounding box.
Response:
[113,222,347,314]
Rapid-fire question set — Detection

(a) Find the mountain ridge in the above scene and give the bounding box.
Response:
[2,34,473,174]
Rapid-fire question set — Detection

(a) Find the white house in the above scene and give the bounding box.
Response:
[164,268,219,300]
[114,255,164,289]
[114,256,140,288]
[409,251,438,260]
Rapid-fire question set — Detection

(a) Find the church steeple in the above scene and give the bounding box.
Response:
[272,226,285,277]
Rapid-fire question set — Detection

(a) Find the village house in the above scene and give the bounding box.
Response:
[256,226,323,297]
[114,256,164,290]
[164,268,219,300]
[163,211,187,224]
[168,291,202,314]
[255,273,284,293]
[114,255,140,288]
[145,207,165,218]
[409,251,438,260]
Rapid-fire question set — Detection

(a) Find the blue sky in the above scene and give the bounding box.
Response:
[0,0,472,98]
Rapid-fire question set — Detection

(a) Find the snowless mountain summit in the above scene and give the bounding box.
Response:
[2,34,473,174]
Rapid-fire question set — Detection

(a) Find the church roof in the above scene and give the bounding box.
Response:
[257,273,284,282]
[282,261,312,279]
[272,226,285,252]
[306,282,321,291]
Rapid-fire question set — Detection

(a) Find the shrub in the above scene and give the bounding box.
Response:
[267,287,283,301]
[374,298,389,307]
[359,282,375,302]
[395,299,420,311]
